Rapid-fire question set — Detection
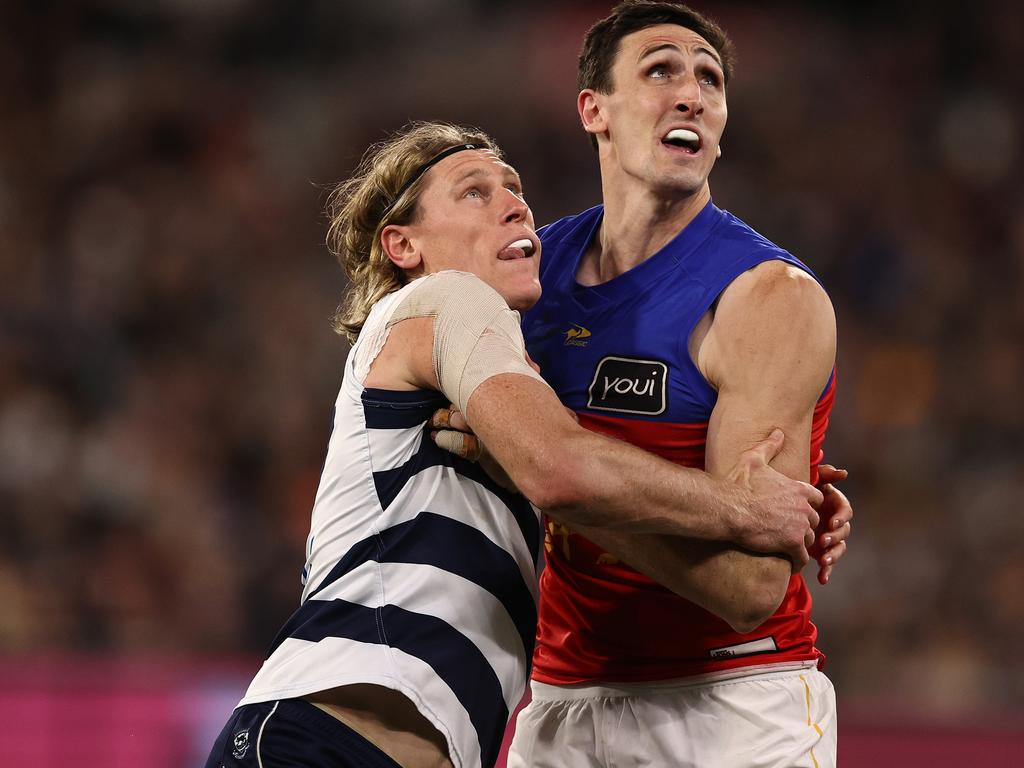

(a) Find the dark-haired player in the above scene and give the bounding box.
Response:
[507,3,847,766]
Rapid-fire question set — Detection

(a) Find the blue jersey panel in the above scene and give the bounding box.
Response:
[525,201,823,424]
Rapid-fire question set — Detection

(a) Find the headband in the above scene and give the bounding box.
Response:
[389,143,485,209]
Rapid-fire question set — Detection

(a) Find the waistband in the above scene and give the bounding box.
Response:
[530,660,820,701]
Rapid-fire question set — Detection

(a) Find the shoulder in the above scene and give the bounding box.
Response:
[708,259,835,382]
[715,207,825,285]
[401,270,509,314]
[715,207,785,253]
[699,257,835,407]
[726,259,831,311]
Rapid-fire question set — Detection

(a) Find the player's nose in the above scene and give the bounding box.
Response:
[674,73,704,115]
[502,189,528,223]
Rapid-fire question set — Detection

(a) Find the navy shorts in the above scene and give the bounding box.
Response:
[204,698,402,768]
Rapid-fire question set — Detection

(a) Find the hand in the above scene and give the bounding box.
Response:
[809,464,853,585]
[430,407,518,491]
[725,429,823,568]
[430,407,481,460]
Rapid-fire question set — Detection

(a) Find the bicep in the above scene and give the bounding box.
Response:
[702,262,835,482]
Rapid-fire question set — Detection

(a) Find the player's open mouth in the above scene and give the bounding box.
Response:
[498,238,536,260]
[662,128,702,154]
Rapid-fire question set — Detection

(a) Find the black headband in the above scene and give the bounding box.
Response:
[389,143,485,208]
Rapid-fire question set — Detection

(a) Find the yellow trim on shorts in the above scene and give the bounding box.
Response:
[800,674,822,768]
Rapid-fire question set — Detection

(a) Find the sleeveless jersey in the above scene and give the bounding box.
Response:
[240,275,544,768]
[521,201,836,684]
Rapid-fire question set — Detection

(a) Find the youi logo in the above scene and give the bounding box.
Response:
[587,356,668,415]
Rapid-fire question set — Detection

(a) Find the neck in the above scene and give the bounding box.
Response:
[580,171,710,286]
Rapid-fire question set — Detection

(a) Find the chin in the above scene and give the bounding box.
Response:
[652,173,704,196]
[505,283,542,312]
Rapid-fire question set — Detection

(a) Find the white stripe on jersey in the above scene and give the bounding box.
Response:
[240,635,481,768]
[364,464,540,604]
[312,560,529,711]
[365,418,427,469]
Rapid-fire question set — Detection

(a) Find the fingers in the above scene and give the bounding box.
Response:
[821,539,848,565]
[805,482,824,512]
[822,484,853,523]
[743,428,786,468]
[430,407,470,433]
[817,540,847,585]
[790,543,811,571]
[816,464,848,485]
[819,518,851,549]
[816,484,853,550]
[817,563,833,585]
[801,484,821,531]
[430,408,452,430]
[432,429,482,461]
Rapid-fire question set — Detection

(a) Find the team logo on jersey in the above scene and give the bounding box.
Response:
[563,324,591,346]
[587,356,668,415]
[232,728,251,759]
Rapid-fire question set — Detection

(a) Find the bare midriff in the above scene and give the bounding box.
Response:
[304,684,453,768]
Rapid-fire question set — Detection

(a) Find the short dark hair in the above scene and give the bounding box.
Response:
[578,1,735,95]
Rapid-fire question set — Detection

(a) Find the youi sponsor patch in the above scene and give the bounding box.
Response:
[587,356,668,415]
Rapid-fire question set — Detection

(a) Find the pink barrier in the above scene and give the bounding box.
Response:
[1,657,1020,767]
[0,656,252,768]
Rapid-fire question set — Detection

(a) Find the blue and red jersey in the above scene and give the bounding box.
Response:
[521,201,836,684]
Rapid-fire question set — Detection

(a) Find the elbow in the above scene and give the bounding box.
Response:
[518,473,588,515]
[723,570,789,635]
[514,455,593,515]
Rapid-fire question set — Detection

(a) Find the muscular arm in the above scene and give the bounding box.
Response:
[556,261,836,632]
[364,276,821,559]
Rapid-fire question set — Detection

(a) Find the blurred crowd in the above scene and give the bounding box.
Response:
[1,0,1021,719]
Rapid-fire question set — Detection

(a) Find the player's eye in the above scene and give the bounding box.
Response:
[647,63,669,79]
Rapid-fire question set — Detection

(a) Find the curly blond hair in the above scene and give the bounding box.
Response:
[326,121,502,342]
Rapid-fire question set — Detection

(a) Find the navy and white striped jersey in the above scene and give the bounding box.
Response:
[239,275,544,768]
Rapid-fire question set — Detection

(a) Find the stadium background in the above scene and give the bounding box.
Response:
[1,0,1021,764]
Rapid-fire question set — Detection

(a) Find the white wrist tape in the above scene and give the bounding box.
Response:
[389,271,546,414]
[433,430,483,461]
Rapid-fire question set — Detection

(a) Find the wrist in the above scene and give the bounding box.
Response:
[715,476,749,544]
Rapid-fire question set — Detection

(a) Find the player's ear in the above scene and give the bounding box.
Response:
[381,225,422,273]
[578,89,607,138]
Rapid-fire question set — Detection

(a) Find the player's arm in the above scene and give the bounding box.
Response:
[682,259,837,626]
[368,273,821,559]
[552,261,836,631]
[523,461,850,633]
[433,417,852,589]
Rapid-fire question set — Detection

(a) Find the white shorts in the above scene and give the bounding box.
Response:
[507,663,836,768]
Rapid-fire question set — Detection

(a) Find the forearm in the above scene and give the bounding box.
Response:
[468,376,819,561]
[540,429,741,539]
[467,376,741,541]
[571,522,791,633]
